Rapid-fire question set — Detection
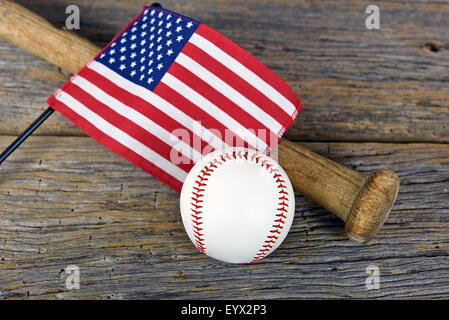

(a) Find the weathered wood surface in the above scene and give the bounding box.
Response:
[0,0,448,299]
[0,0,447,142]
[0,137,448,299]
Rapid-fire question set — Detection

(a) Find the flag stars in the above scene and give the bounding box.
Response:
[101,9,197,88]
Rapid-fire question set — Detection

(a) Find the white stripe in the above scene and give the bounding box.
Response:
[161,73,268,151]
[55,90,187,182]
[189,33,297,116]
[88,61,227,151]
[176,53,282,134]
[71,75,201,162]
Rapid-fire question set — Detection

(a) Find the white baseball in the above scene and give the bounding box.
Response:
[180,148,295,264]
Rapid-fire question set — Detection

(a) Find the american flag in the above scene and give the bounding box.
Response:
[47,6,301,192]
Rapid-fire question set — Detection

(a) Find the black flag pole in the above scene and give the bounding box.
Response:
[0,107,54,165]
[0,3,163,165]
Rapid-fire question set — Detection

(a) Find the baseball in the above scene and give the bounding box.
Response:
[180,148,295,264]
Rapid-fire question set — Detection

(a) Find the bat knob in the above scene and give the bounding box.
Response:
[345,169,399,243]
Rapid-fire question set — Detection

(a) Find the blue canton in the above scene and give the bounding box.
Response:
[97,7,199,91]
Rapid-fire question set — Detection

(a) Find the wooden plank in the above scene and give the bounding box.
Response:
[0,136,447,299]
[0,0,447,142]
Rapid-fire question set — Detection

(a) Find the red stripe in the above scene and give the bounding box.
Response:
[194,24,300,109]
[166,62,272,146]
[47,94,184,192]
[63,82,194,174]
[153,82,249,150]
[78,67,211,155]
[182,42,292,125]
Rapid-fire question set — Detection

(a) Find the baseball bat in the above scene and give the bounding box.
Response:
[0,0,399,243]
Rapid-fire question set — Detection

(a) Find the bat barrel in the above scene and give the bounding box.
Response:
[0,0,100,74]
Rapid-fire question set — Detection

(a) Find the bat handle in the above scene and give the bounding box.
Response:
[278,139,399,243]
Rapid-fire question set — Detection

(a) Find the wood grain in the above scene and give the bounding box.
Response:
[0,0,448,299]
[0,0,447,142]
[0,0,403,242]
[0,137,447,299]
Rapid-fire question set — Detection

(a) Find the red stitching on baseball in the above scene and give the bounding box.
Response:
[250,163,290,263]
[190,151,289,262]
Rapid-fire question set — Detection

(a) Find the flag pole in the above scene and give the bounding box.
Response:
[0,107,54,164]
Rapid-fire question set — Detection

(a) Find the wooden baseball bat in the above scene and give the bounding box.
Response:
[0,0,399,243]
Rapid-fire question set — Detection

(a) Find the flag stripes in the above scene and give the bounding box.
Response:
[191,25,298,116]
[47,7,301,192]
[52,91,187,189]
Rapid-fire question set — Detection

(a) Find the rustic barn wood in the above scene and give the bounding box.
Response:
[0,0,448,299]
[0,0,401,244]
[0,0,447,142]
[0,138,447,299]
